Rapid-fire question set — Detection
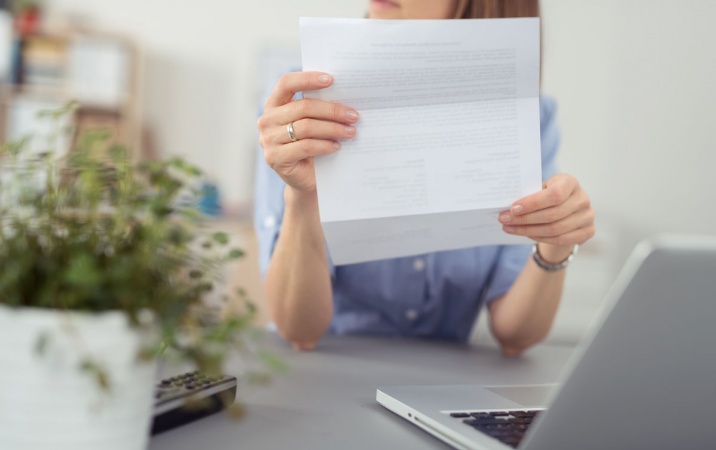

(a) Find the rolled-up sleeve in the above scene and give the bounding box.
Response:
[482,245,532,304]
[483,96,562,303]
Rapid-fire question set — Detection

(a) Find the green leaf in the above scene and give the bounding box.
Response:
[211,232,229,245]
[35,332,50,356]
[79,359,110,392]
[198,283,213,293]
[64,253,102,288]
[189,270,203,279]
[259,351,289,374]
[228,248,244,260]
[108,145,128,161]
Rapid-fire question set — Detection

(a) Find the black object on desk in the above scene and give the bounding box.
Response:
[151,371,237,435]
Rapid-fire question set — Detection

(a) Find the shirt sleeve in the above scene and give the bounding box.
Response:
[483,96,562,303]
[539,95,561,181]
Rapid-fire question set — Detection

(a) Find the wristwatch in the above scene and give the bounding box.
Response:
[532,243,578,272]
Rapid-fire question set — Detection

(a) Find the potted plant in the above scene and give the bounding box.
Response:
[0,105,269,449]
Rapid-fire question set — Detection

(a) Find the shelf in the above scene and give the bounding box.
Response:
[0,29,142,157]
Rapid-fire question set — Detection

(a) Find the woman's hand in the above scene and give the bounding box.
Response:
[256,71,360,195]
[499,174,595,260]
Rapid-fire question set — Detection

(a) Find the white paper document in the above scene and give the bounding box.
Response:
[300,18,542,265]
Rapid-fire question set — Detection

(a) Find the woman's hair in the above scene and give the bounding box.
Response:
[454,0,540,19]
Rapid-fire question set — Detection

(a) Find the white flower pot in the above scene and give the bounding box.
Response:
[0,306,156,450]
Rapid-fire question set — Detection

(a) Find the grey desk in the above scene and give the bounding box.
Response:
[149,334,575,450]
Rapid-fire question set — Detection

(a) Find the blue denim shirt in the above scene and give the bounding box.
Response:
[254,91,560,342]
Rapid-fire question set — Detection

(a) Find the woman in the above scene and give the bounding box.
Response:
[254,0,595,355]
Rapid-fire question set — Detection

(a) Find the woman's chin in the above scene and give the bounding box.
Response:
[368,11,403,19]
[368,0,403,19]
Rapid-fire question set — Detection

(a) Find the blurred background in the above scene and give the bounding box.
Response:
[1,0,714,344]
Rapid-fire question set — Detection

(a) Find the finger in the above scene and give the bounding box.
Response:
[499,189,586,226]
[510,174,578,216]
[503,208,594,238]
[267,118,356,146]
[271,98,359,126]
[268,139,341,169]
[525,225,596,247]
[264,72,333,109]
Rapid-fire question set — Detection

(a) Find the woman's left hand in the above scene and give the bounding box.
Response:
[499,174,595,251]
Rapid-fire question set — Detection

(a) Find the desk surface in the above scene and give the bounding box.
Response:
[149,334,576,450]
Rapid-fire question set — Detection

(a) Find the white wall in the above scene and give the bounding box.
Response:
[44,0,716,261]
[541,0,716,260]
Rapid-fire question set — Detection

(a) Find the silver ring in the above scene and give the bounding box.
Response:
[287,122,298,142]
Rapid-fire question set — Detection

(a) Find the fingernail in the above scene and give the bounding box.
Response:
[504,226,515,233]
[511,205,524,214]
[499,214,511,223]
[332,141,341,150]
[344,126,355,136]
[346,109,359,121]
[318,74,331,84]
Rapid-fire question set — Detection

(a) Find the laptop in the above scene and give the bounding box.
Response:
[377,235,716,449]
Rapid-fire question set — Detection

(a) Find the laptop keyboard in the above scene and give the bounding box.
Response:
[449,410,542,448]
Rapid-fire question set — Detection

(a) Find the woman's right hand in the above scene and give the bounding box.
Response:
[256,71,359,195]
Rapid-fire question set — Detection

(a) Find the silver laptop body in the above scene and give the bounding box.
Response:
[377,235,716,449]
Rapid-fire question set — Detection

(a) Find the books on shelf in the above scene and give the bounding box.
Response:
[21,35,67,88]
[1,30,139,156]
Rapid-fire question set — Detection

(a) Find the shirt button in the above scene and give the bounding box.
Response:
[405,309,419,321]
[263,215,276,229]
[412,258,425,271]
